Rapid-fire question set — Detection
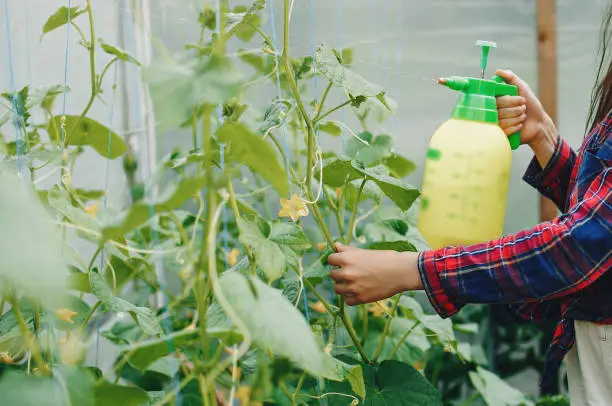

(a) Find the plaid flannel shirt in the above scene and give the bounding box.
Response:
[418,114,612,387]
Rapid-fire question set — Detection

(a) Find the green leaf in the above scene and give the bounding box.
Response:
[316,44,389,102]
[90,271,162,336]
[67,271,91,293]
[318,121,342,136]
[469,367,533,406]
[364,318,429,365]
[362,218,409,243]
[383,153,416,178]
[28,84,67,111]
[237,217,285,281]
[0,367,96,406]
[147,357,182,377]
[47,186,100,237]
[226,1,266,43]
[353,91,398,124]
[218,272,329,377]
[398,296,456,346]
[258,98,292,134]
[218,122,289,197]
[101,177,207,241]
[344,179,383,206]
[0,170,69,309]
[142,54,243,132]
[323,357,366,399]
[239,51,274,74]
[95,381,150,406]
[322,158,419,211]
[49,115,127,159]
[42,6,87,36]
[122,327,242,371]
[2,86,30,130]
[346,132,393,166]
[269,222,312,252]
[326,360,442,405]
[100,43,141,66]
[360,165,420,211]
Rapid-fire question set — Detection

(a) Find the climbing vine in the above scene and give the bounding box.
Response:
[0,2,565,406]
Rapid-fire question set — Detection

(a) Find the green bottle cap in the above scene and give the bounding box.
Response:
[436,40,521,150]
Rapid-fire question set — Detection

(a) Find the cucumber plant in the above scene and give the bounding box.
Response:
[0,2,538,406]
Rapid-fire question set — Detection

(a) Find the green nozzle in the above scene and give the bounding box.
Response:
[475,40,497,78]
[436,40,521,151]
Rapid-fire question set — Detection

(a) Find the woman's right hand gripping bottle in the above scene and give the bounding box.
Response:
[418,41,521,250]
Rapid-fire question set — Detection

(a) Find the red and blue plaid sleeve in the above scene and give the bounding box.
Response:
[523,136,576,212]
[417,167,612,318]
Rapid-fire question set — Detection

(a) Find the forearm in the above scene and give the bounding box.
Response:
[528,115,558,169]
[410,166,611,317]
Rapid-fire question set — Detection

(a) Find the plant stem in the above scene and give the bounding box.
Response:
[314,82,333,121]
[70,21,88,45]
[79,301,101,333]
[333,206,344,237]
[280,381,297,406]
[203,200,252,387]
[65,0,97,146]
[373,294,401,361]
[10,297,48,374]
[196,105,215,372]
[338,306,371,364]
[267,132,300,184]
[226,174,257,276]
[360,305,368,347]
[388,320,420,359]
[303,278,336,314]
[152,374,195,406]
[345,179,366,245]
[310,203,335,249]
[282,0,315,192]
[98,57,119,88]
[192,107,199,150]
[87,244,104,271]
[249,23,274,49]
[314,100,353,125]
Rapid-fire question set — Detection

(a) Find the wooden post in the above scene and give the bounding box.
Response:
[537,0,559,222]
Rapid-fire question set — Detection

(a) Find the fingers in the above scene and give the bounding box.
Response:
[499,114,526,129]
[497,102,526,118]
[503,123,523,137]
[335,242,358,252]
[327,252,344,267]
[495,69,534,99]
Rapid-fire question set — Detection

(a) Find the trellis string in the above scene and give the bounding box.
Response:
[3,0,24,176]
[59,1,72,172]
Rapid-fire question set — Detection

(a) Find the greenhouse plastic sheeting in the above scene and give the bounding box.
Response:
[0,0,607,236]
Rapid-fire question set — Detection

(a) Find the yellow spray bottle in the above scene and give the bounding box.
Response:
[418,41,521,250]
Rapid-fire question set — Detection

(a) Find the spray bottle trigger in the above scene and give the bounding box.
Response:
[491,75,521,151]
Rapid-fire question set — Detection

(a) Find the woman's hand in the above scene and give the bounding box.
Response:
[495,69,556,146]
[327,243,422,306]
[495,69,559,167]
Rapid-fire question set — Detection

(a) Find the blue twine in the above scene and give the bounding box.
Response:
[3,0,23,176]
[267,0,292,179]
[214,0,230,265]
[59,1,71,154]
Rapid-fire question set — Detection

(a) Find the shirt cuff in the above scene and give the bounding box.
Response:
[417,251,462,318]
[522,135,569,190]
